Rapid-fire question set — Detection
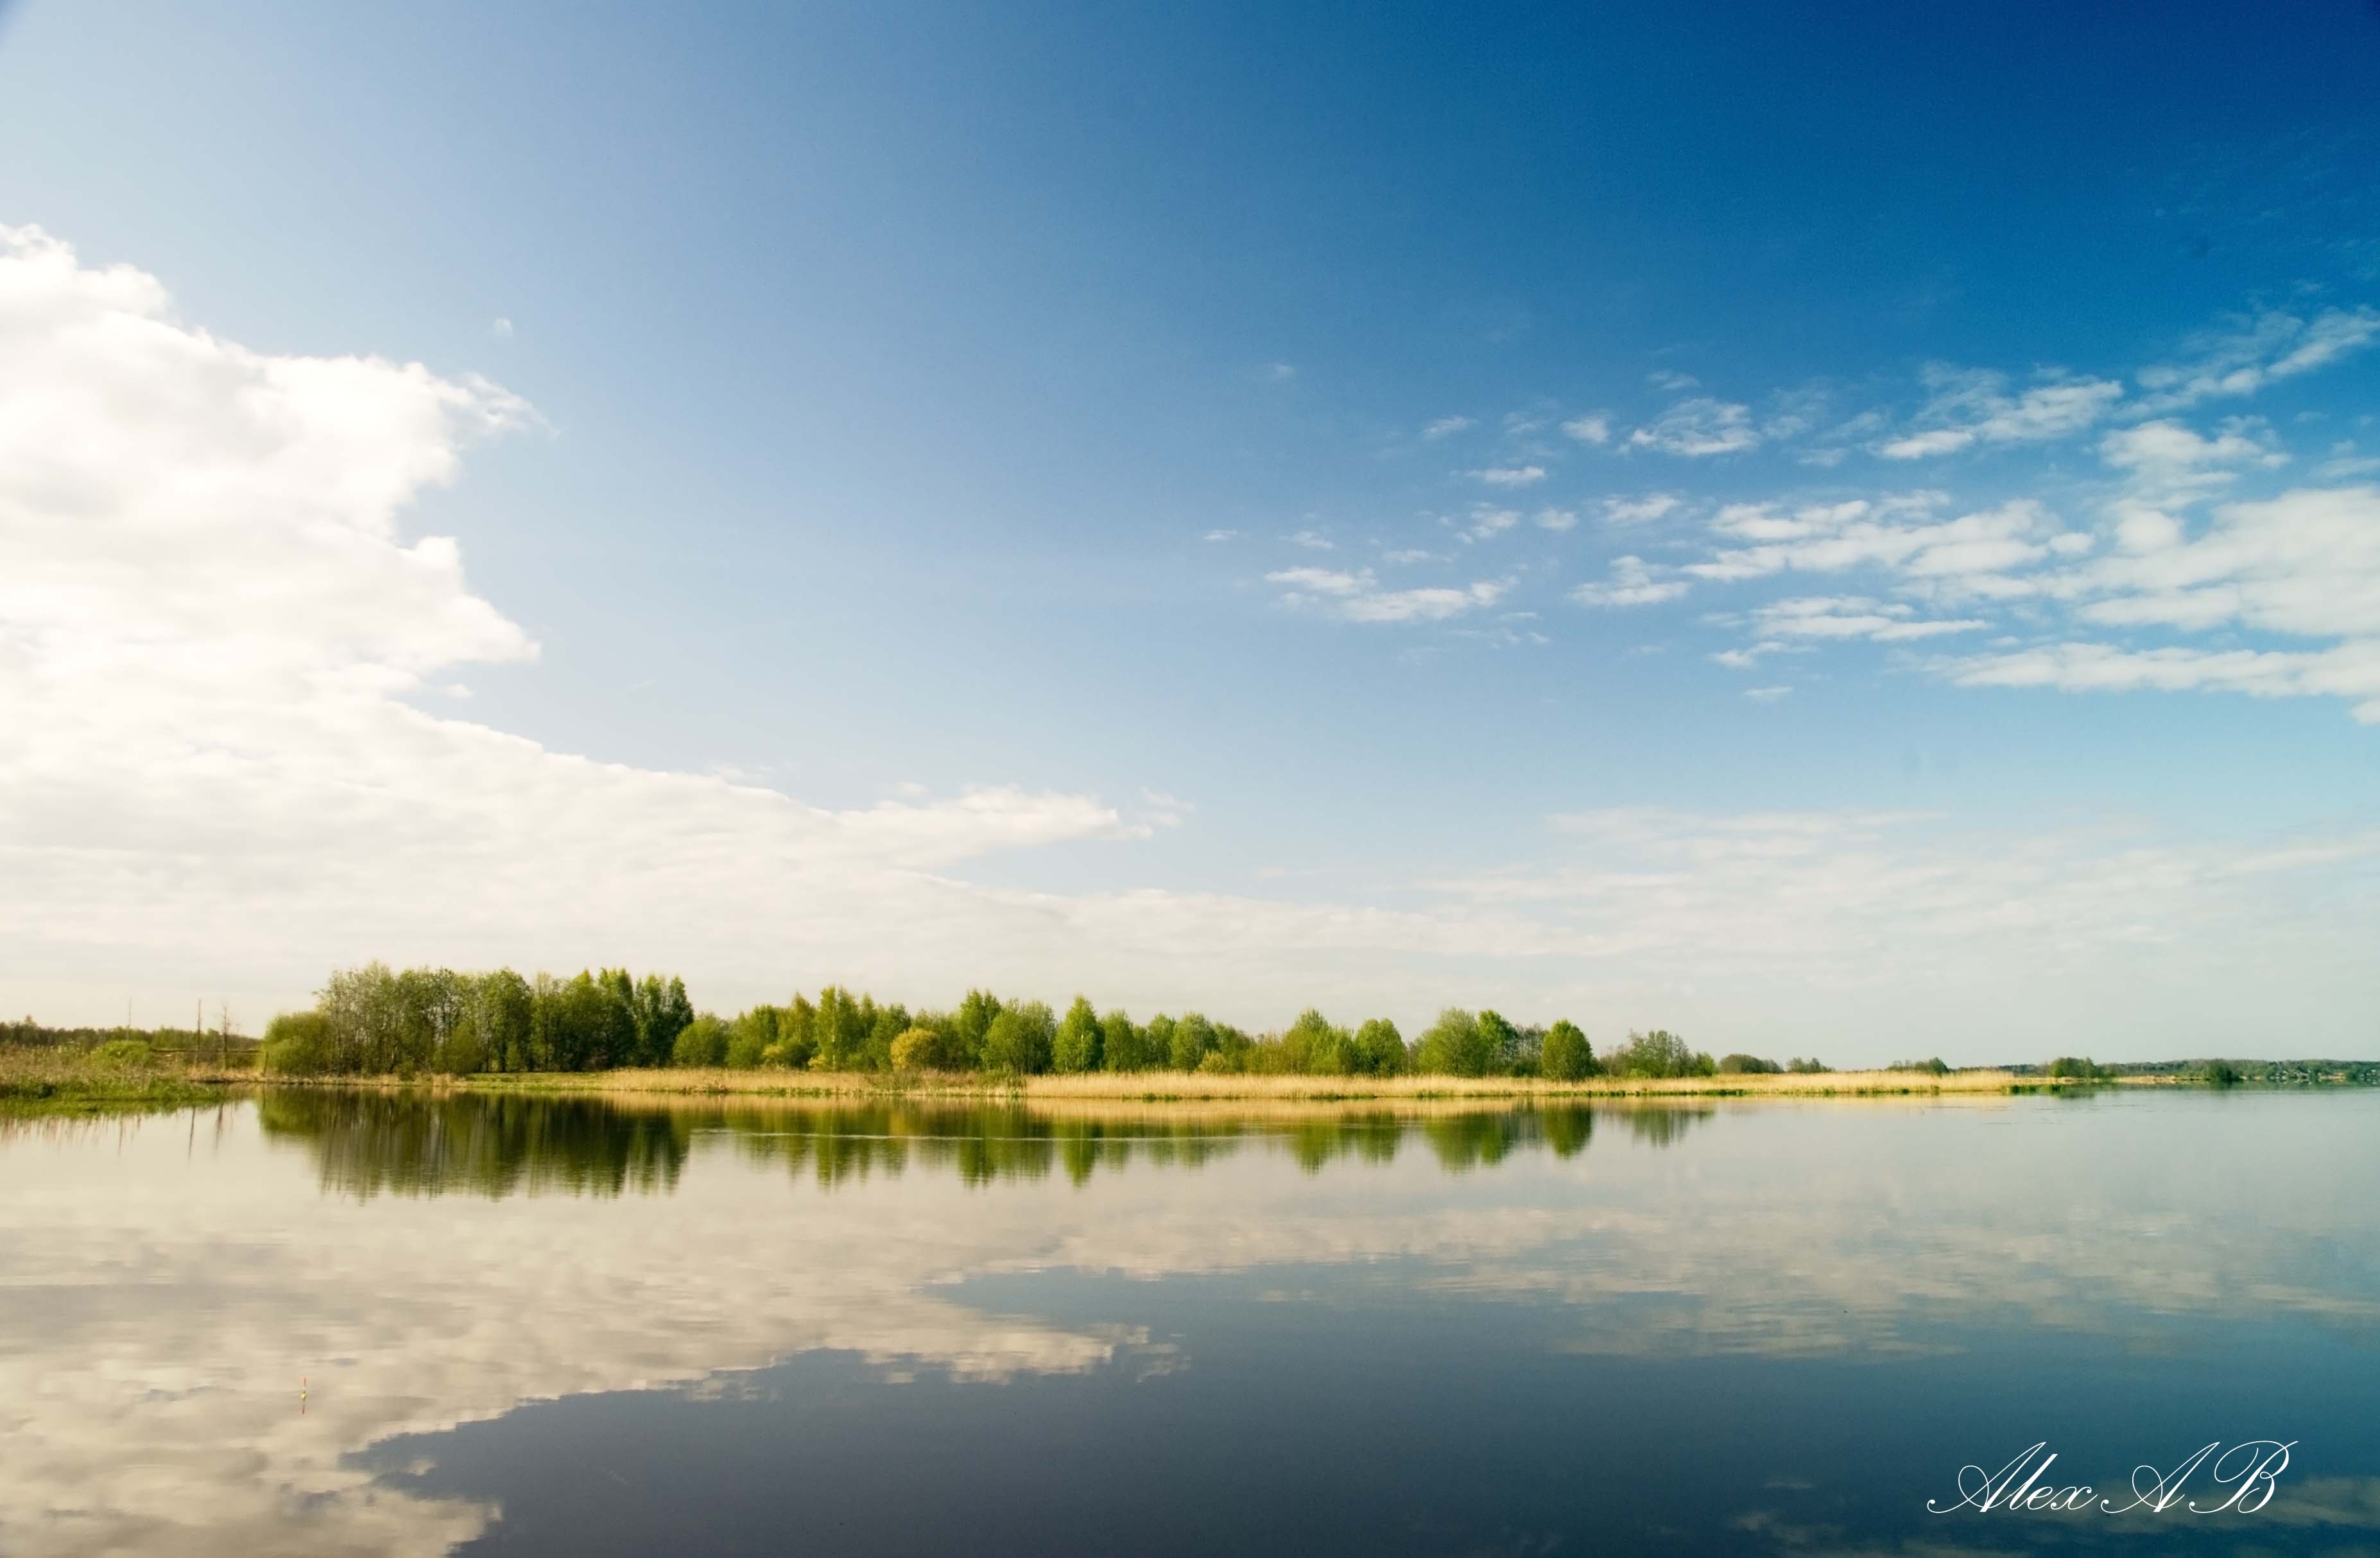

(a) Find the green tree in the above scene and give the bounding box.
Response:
[1169,1012,1216,1072]
[1414,1008,1492,1076]
[473,969,535,1073]
[1353,1017,1407,1076]
[1053,996,1105,1073]
[723,1005,779,1068]
[1478,1009,1524,1075]
[1540,1019,1593,1081]
[776,994,816,1068]
[811,986,869,1071]
[630,974,696,1068]
[981,1000,1055,1075]
[1717,1052,1781,1075]
[1279,1009,1355,1075]
[952,989,1001,1068]
[1608,1029,1714,1079]
[1099,1009,1149,1071]
[1142,1014,1177,1070]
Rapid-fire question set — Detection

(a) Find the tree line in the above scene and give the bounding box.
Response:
[250,962,1815,1080]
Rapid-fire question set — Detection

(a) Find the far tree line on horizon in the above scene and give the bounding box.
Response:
[227,962,1840,1080]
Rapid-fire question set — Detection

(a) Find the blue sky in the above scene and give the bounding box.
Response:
[4,1,2378,1057]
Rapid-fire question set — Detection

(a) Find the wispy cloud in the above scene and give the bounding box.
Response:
[1569,555,1689,608]
[1877,366,2124,459]
[1629,398,1759,457]
[1421,415,1475,440]
[2136,306,2380,412]
[1561,413,1612,446]
[1603,493,1682,526]
[1472,463,1546,488]
[1267,566,1510,623]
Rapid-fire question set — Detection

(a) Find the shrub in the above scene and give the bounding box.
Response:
[890,1025,960,1071]
[92,1037,155,1069]
[671,1015,731,1068]
[1717,1053,1781,1075]
[1889,1057,1951,1076]
[259,1012,332,1075]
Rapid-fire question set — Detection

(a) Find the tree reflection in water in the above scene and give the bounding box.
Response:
[250,1091,1716,1199]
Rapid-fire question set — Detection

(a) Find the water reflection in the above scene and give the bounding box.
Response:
[248,1092,1712,1197]
[0,1089,2372,1558]
[259,1092,693,1199]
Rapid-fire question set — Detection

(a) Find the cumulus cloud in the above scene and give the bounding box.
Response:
[1533,507,1578,532]
[1628,398,1759,457]
[1421,415,1475,440]
[1472,464,1546,488]
[0,227,1153,1021]
[1560,413,1611,445]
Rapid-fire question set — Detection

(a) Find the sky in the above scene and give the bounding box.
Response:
[3,1,2379,1061]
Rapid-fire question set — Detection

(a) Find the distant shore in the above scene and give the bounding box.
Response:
[13,1048,2379,1117]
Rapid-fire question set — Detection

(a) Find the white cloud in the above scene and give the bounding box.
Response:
[1877,366,2124,459]
[1258,361,1295,381]
[1646,368,1700,392]
[488,316,513,339]
[1381,548,1438,564]
[1421,415,1474,440]
[1743,685,1792,702]
[1602,493,1682,526]
[1687,496,2083,594]
[1569,556,1689,608]
[1472,463,1546,488]
[1284,528,1334,550]
[0,226,1157,1022]
[2098,417,2283,490]
[1202,528,1238,542]
[1949,641,2380,725]
[1746,596,1988,643]
[1462,505,1520,542]
[1532,507,1578,532]
[1560,413,1611,445]
[1628,398,1759,457]
[2136,306,2380,412]
[1268,566,1508,623]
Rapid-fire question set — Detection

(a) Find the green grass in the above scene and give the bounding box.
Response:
[0,1046,245,1113]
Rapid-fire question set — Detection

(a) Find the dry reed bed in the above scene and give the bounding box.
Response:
[476,1065,2061,1104]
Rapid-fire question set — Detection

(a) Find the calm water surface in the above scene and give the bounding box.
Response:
[4,1089,2377,1557]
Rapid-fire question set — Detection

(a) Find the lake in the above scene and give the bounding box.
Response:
[3,1087,2374,1556]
